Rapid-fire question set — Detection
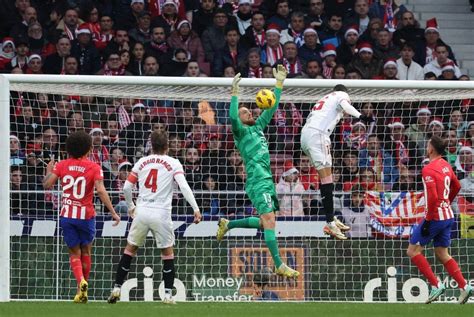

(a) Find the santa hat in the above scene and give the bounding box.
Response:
[383,58,397,69]
[358,42,373,54]
[177,20,191,30]
[416,105,431,116]
[388,118,405,129]
[352,121,366,130]
[266,23,281,35]
[132,103,146,111]
[425,18,439,33]
[322,44,337,58]
[27,54,41,63]
[89,128,104,135]
[118,161,133,171]
[130,0,144,5]
[162,0,178,10]
[209,133,220,140]
[459,146,473,154]
[344,25,359,39]
[282,160,298,177]
[429,117,444,129]
[76,23,91,35]
[441,61,455,72]
[303,28,317,36]
[239,0,251,5]
[2,37,15,49]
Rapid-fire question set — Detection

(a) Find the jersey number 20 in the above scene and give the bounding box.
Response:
[63,175,86,199]
[145,169,159,193]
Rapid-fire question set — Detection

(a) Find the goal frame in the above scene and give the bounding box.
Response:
[0,74,473,302]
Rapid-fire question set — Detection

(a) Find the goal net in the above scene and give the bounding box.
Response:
[2,75,474,303]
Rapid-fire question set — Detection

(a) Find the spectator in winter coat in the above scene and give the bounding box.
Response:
[340,185,371,238]
[71,24,101,75]
[202,9,231,63]
[276,161,305,216]
[240,12,266,49]
[396,42,424,80]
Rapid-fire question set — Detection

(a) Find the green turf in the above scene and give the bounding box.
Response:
[0,302,472,317]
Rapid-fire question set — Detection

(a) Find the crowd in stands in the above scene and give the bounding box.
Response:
[4,0,474,231]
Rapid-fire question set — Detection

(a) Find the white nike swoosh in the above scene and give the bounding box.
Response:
[163,269,172,273]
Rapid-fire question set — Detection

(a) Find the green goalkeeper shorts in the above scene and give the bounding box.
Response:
[246,179,279,215]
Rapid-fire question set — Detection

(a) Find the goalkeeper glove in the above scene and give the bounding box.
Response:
[231,73,241,96]
[421,220,431,237]
[359,114,375,123]
[273,64,287,89]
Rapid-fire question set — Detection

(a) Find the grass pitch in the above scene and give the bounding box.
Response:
[0,302,472,317]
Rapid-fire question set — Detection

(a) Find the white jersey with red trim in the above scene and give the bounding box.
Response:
[304,91,351,135]
[130,154,184,212]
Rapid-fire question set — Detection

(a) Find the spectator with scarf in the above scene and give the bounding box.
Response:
[276,41,303,78]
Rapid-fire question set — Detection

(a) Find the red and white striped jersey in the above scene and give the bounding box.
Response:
[129,154,184,212]
[52,158,103,220]
[422,157,461,221]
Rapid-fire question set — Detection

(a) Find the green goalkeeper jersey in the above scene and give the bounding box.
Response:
[230,87,281,182]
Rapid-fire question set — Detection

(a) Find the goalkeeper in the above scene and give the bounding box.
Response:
[216,65,299,278]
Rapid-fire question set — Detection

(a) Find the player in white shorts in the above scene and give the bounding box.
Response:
[108,130,201,305]
[301,84,372,240]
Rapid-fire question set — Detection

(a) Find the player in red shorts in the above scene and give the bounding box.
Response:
[407,135,472,304]
[43,131,120,303]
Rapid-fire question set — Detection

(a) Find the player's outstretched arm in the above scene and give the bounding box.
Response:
[174,173,202,224]
[256,65,286,129]
[229,73,244,134]
[123,179,136,218]
[95,179,120,226]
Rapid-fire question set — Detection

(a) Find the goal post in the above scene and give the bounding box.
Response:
[0,75,11,302]
[2,74,474,302]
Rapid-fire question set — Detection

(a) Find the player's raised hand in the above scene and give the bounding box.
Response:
[111,210,121,226]
[193,209,202,224]
[46,155,56,174]
[273,64,287,83]
[231,73,241,96]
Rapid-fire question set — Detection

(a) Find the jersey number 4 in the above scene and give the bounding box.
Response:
[145,169,159,193]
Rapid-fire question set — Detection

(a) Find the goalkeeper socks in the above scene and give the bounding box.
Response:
[114,254,133,286]
[411,254,439,288]
[228,217,260,229]
[443,258,467,289]
[163,259,175,291]
[81,255,91,281]
[320,183,335,223]
[69,255,84,285]
[264,229,283,268]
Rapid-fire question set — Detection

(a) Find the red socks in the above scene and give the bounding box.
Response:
[443,258,467,289]
[411,254,439,287]
[69,255,84,285]
[81,255,91,281]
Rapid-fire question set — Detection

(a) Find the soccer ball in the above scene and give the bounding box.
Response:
[255,89,276,110]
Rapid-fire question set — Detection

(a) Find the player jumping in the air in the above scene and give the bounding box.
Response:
[407,135,472,304]
[301,85,372,240]
[216,65,299,278]
[43,131,120,303]
[108,130,202,305]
